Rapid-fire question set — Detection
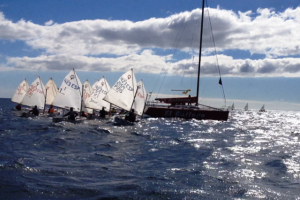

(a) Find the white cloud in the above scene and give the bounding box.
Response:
[45,20,54,26]
[0,6,300,76]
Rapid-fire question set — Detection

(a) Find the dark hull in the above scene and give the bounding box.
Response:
[145,106,229,121]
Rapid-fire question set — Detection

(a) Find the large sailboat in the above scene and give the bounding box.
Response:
[144,0,229,121]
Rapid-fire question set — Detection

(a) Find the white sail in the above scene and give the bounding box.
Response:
[52,69,82,112]
[45,78,58,105]
[91,80,99,88]
[133,80,147,115]
[259,104,265,112]
[231,103,235,110]
[85,76,111,111]
[244,103,248,111]
[103,69,137,111]
[82,80,93,114]
[21,77,46,109]
[11,79,29,104]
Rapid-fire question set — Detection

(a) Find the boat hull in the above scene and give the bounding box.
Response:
[145,106,229,121]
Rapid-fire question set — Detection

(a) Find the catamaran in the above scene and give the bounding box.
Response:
[144,0,229,121]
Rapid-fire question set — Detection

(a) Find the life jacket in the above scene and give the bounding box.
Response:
[49,108,54,113]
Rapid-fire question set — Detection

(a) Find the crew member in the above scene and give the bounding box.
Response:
[29,105,39,116]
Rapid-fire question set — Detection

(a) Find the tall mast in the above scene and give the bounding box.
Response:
[196,0,205,106]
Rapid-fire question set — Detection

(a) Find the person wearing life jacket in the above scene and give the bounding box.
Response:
[48,105,54,114]
[29,105,39,116]
[125,109,136,122]
[63,107,77,121]
[16,103,22,110]
[80,111,88,118]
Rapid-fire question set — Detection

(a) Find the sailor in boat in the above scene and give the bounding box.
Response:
[63,107,78,121]
[110,108,117,115]
[16,103,22,111]
[125,109,136,122]
[119,109,126,115]
[28,105,39,116]
[80,111,88,118]
[99,107,107,118]
[48,105,54,114]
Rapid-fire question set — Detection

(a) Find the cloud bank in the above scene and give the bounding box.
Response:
[0,6,300,77]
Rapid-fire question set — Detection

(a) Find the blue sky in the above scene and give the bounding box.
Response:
[0,0,300,110]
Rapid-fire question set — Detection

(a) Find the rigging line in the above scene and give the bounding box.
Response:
[152,0,199,97]
[73,69,82,97]
[181,25,198,85]
[206,0,226,104]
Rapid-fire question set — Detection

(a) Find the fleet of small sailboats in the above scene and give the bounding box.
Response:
[11,68,148,124]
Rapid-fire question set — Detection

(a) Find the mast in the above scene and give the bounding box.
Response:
[196,0,205,106]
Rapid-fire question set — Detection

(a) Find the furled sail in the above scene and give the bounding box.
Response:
[52,69,82,112]
[45,78,58,105]
[85,76,111,111]
[11,79,29,104]
[21,77,46,109]
[103,69,137,111]
[132,80,147,115]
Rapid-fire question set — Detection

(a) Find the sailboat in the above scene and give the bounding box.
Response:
[21,77,46,117]
[103,68,139,125]
[244,103,248,111]
[45,78,58,105]
[259,105,266,112]
[82,80,93,114]
[11,79,29,105]
[144,0,229,121]
[53,69,82,112]
[231,103,235,110]
[85,76,111,112]
[132,79,147,116]
[52,69,84,123]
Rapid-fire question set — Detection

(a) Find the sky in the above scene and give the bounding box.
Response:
[0,0,300,111]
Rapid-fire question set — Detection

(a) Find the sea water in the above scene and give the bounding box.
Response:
[1,98,300,199]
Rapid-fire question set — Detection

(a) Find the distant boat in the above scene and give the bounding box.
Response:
[11,79,29,104]
[144,0,229,121]
[244,103,248,111]
[259,105,266,112]
[231,103,235,110]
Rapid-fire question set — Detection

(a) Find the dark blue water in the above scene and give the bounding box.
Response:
[1,98,300,199]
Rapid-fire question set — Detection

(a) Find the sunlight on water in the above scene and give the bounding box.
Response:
[1,99,300,199]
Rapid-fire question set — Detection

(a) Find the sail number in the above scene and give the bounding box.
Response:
[114,77,134,93]
[64,78,80,90]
